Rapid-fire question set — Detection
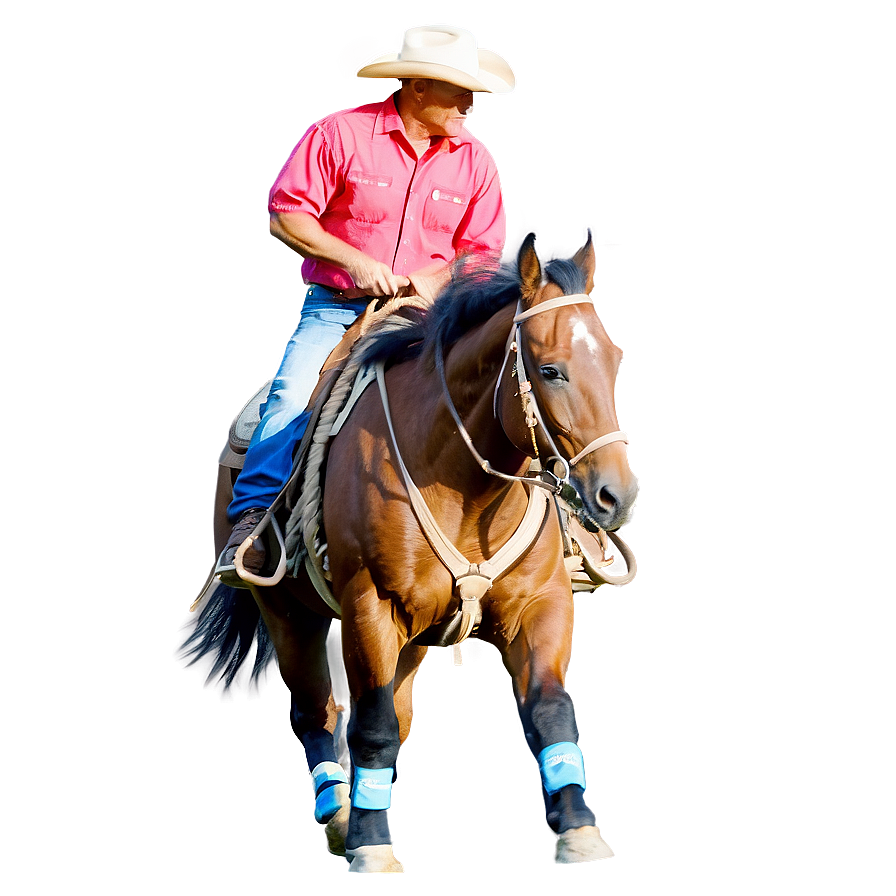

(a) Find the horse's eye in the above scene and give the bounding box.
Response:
[540,365,562,381]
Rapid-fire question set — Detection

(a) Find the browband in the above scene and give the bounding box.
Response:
[512,294,592,323]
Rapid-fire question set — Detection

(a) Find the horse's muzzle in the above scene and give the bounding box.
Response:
[572,470,639,533]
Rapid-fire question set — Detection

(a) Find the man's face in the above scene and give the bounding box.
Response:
[415,80,475,138]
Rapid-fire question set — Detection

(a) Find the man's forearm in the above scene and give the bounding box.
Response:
[270,211,409,296]
[270,212,363,270]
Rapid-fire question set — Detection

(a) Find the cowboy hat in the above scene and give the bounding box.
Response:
[357,25,515,94]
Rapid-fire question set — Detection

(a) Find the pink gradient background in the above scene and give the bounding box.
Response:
[0,0,896,896]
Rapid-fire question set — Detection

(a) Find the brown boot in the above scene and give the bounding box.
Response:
[217,508,267,582]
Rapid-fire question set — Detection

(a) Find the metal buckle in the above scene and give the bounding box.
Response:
[546,455,571,485]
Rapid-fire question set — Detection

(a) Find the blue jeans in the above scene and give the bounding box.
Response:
[228,285,370,521]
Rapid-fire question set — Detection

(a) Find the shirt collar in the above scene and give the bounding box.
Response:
[377,94,404,137]
[376,93,469,152]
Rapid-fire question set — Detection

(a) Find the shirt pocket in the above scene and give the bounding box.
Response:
[422,184,469,234]
[346,171,394,224]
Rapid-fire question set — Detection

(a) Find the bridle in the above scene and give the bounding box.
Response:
[435,293,628,494]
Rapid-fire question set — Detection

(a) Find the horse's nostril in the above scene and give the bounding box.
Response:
[597,486,618,511]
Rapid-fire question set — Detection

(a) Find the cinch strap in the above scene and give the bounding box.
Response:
[538,742,586,795]
[351,766,394,810]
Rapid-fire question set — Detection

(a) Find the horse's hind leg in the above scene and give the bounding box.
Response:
[287,639,352,859]
[249,585,350,854]
[500,593,614,863]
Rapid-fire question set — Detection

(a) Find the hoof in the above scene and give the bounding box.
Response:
[325,803,350,857]
[346,844,404,873]
[556,826,614,863]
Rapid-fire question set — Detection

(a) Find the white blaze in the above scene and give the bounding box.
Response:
[572,320,598,356]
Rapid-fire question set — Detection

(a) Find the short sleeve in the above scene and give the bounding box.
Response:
[452,155,505,261]
[268,125,342,217]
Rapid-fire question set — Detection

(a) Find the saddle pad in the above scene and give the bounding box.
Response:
[228,380,272,454]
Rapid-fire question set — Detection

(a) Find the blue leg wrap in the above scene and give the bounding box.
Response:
[310,761,350,824]
[351,767,394,810]
[538,742,587,795]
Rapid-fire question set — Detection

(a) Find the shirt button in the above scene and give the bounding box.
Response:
[432,189,440,201]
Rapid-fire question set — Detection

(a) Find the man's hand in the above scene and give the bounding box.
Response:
[405,262,452,303]
[344,257,410,297]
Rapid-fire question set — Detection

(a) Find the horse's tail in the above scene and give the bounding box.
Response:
[180,583,275,688]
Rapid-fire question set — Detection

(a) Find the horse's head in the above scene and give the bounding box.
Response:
[500,233,638,531]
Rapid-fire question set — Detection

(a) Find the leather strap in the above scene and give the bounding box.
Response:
[568,430,629,465]
[511,294,593,322]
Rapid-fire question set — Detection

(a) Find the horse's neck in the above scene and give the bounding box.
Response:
[438,304,528,487]
[445,302,515,384]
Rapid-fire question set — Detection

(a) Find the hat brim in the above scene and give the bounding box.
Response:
[357,49,514,94]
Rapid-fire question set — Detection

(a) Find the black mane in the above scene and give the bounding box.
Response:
[360,253,588,368]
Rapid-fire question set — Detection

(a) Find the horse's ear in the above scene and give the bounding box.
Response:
[572,229,596,294]
[518,233,541,302]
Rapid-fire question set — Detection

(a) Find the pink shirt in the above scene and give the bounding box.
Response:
[269,94,505,291]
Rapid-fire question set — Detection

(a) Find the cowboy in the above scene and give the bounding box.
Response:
[220,25,515,576]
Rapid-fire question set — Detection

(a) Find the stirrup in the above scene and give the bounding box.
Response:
[215,511,288,588]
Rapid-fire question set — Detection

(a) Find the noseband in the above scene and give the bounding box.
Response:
[436,293,628,493]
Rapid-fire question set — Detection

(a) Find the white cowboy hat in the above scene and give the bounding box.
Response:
[357,25,515,94]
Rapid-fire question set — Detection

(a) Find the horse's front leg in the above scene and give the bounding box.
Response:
[501,591,615,863]
[340,580,424,873]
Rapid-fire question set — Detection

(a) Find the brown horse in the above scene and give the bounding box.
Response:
[184,233,638,872]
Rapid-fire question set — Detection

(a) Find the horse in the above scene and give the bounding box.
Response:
[183,232,639,872]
